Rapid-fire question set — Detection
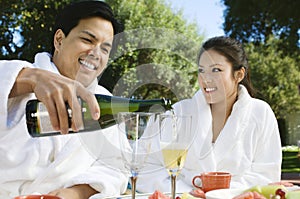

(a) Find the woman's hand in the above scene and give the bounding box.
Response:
[48,184,98,199]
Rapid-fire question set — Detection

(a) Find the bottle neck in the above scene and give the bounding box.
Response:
[94,94,172,113]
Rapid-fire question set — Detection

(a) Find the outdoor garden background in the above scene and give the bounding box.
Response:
[1,0,299,177]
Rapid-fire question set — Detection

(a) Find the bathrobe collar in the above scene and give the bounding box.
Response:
[33,52,98,92]
[212,85,252,164]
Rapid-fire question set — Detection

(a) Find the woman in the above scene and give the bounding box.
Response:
[137,36,282,192]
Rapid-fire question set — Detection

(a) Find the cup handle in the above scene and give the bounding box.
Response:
[192,175,202,189]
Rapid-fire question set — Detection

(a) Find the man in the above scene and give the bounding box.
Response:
[0,1,127,198]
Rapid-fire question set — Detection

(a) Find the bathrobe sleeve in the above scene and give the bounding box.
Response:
[230,99,282,188]
[66,86,129,197]
[0,58,128,197]
[67,125,129,197]
[0,60,33,132]
[207,89,282,189]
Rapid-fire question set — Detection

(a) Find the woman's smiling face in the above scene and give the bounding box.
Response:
[52,17,114,87]
[198,49,239,104]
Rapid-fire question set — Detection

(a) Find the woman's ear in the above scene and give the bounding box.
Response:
[53,29,65,52]
[235,67,246,83]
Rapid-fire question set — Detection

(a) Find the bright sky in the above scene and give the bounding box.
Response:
[166,0,225,39]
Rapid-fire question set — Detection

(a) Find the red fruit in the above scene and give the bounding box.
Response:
[252,191,266,199]
[232,191,255,199]
[148,190,170,199]
[232,191,266,199]
[275,188,286,199]
[189,189,205,198]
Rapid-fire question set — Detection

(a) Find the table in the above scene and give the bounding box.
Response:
[281,173,300,186]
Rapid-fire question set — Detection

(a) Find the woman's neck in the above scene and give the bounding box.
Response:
[210,91,238,142]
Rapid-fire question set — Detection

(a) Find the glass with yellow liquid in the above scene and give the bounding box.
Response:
[159,113,192,199]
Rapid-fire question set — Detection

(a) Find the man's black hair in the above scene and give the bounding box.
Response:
[51,0,123,55]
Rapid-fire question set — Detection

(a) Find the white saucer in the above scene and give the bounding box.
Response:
[205,188,244,199]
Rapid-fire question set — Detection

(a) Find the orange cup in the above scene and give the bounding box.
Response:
[14,195,62,199]
[192,172,231,193]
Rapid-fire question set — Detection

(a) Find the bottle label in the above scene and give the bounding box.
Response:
[36,103,56,134]
[35,102,82,135]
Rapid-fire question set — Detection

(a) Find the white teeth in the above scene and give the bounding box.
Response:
[205,87,216,92]
[80,60,97,70]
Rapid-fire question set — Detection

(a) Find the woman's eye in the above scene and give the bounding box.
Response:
[198,68,204,73]
[212,68,221,72]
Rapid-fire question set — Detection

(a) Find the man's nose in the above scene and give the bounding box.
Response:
[88,46,101,59]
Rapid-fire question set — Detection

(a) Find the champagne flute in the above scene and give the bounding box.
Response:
[159,113,192,199]
[117,112,157,199]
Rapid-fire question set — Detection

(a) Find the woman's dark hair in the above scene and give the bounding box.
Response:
[51,0,124,55]
[197,36,256,97]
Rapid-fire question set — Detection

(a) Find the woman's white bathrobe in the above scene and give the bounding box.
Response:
[137,85,282,192]
[0,52,128,198]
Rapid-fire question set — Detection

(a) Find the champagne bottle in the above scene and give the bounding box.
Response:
[26,94,172,137]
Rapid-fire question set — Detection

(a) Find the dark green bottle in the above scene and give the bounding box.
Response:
[26,94,172,137]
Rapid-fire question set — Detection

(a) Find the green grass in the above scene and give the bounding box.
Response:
[281,146,300,173]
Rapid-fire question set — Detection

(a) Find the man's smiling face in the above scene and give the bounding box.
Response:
[53,16,114,87]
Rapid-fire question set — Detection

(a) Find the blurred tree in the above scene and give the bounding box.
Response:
[222,0,300,54]
[222,0,300,144]
[246,36,300,119]
[0,0,71,60]
[102,0,203,101]
[0,0,202,102]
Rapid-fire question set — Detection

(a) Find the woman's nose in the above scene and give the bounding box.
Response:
[199,73,213,83]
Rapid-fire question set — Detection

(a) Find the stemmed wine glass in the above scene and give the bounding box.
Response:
[117,112,157,199]
[158,113,192,199]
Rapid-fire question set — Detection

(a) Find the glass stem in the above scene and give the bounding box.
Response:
[171,173,177,199]
[131,176,138,199]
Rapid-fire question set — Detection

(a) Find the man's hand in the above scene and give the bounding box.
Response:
[10,67,100,134]
[48,184,98,199]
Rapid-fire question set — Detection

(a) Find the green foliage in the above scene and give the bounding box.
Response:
[0,0,202,102]
[222,0,300,135]
[246,36,300,119]
[222,0,300,54]
[101,0,203,101]
[1,0,299,114]
[0,0,72,60]
[281,151,300,173]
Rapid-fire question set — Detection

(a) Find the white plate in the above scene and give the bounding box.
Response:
[205,189,244,199]
[90,192,183,199]
[204,186,300,199]
[101,193,152,199]
[287,185,300,192]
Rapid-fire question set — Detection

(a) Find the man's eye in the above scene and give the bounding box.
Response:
[101,47,109,54]
[82,37,92,43]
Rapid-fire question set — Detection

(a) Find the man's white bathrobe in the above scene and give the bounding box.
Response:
[0,52,128,198]
[137,85,282,192]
